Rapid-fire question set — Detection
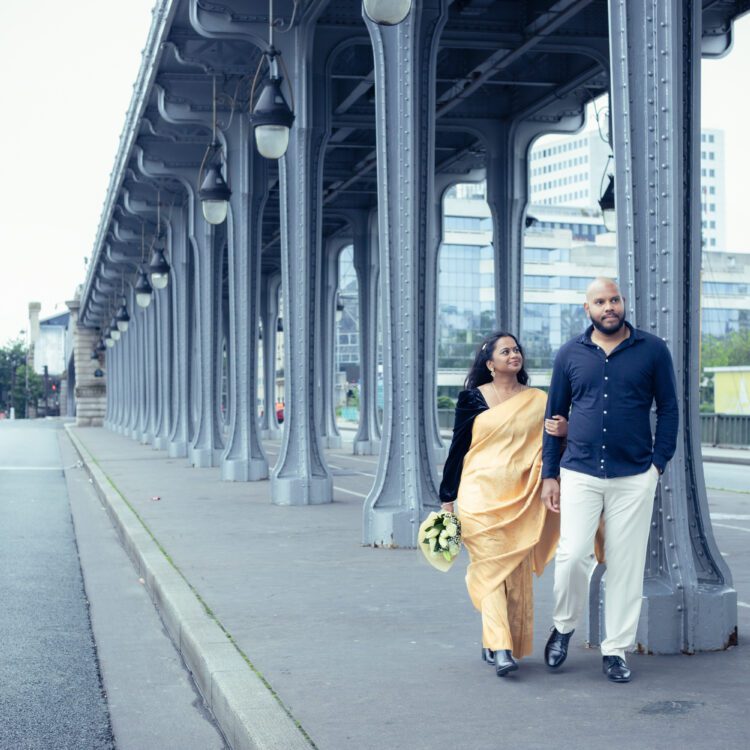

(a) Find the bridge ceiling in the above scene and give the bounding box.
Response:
[78,0,750,329]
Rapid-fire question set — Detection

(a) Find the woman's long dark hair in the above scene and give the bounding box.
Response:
[464,331,530,389]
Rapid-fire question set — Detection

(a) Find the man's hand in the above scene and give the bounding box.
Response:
[441,502,454,513]
[541,478,560,513]
[544,415,568,437]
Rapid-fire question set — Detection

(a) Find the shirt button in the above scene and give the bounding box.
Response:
[604,376,609,380]
[604,394,608,398]
[606,358,609,363]
[603,445,607,450]
[603,410,608,415]
[603,428,607,432]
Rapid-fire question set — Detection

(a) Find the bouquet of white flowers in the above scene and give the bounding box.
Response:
[418,510,462,572]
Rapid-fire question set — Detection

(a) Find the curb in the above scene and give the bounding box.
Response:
[702,451,750,467]
[65,425,314,750]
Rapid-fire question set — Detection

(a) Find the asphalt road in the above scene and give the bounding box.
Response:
[0,420,113,750]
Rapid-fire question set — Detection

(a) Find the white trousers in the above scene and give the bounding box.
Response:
[552,466,659,659]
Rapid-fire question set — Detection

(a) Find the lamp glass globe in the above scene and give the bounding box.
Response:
[150,272,169,290]
[363,0,411,25]
[136,292,153,308]
[255,125,290,160]
[202,199,228,225]
[117,320,129,333]
[110,329,121,341]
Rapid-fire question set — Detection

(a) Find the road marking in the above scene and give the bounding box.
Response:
[738,602,750,610]
[328,462,375,478]
[710,513,750,521]
[333,485,368,499]
[0,466,61,471]
[712,522,750,534]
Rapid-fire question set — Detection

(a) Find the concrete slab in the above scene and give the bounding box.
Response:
[66,425,750,750]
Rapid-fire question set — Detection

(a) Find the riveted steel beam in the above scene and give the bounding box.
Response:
[605,0,736,653]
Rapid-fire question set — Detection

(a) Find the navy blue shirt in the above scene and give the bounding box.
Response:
[542,322,678,480]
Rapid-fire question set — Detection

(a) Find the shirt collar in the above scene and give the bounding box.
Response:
[579,321,641,347]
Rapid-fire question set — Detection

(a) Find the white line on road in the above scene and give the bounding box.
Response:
[333,485,368,499]
[738,602,750,610]
[328,462,376,478]
[712,522,750,534]
[710,513,750,521]
[0,466,61,471]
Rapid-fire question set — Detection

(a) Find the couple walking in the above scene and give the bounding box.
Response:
[439,278,678,683]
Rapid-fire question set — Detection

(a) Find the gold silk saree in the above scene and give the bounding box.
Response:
[457,388,559,656]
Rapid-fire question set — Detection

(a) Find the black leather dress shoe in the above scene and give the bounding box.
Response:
[544,627,574,669]
[494,650,518,677]
[602,656,631,683]
[481,647,495,665]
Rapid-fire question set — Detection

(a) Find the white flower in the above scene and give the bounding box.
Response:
[444,523,457,537]
[448,543,459,556]
[424,527,440,539]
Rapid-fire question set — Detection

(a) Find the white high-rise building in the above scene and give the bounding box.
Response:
[700,129,726,251]
[529,124,727,252]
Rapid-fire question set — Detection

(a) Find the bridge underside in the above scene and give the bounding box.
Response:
[73,0,749,653]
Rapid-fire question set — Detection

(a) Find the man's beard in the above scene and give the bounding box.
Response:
[591,314,625,334]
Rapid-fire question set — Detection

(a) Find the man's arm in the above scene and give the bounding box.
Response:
[542,349,572,480]
[652,342,679,473]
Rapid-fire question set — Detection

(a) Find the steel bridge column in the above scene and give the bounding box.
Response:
[320,238,346,450]
[352,210,381,456]
[363,0,450,546]
[167,205,190,458]
[143,297,158,445]
[271,18,333,506]
[604,0,736,652]
[260,274,282,440]
[221,118,269,481]
[153,276,171,450]
[189,209,223,467]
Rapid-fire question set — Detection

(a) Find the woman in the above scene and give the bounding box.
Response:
[439,332,566,678]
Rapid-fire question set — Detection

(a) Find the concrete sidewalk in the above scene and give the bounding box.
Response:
[66,425,749,750]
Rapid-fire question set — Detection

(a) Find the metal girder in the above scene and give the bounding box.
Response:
[606,0,736,654]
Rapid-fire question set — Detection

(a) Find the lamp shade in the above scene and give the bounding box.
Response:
[149,245,170,289]
[599,175,616,232]
[251,76,295,160]
[199,157,231,225]
[363,0,412,25]
[105,334,115,348]
[135,268,153,308]
[116,301,130,332]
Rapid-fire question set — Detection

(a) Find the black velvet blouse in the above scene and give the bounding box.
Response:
[438,388,489,503]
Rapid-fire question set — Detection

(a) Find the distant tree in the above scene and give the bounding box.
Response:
[702,330,750,369]
[0,340,28,414]
[11,365,43,418]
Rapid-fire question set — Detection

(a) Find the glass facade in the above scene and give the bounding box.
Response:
[437,243,495,370]
[523,303,589,369]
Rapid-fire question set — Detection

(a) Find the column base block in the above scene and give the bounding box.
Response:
[140,432,154,445]
[588,574,738,654]
[261,428,282,440]
[222,458,269,482]
[363,507,422,549]
[153,435,169,451]
[323,435,343,449]
[271,474,332,505]
[353,439,380,456]
[190,447,214,468]
[168,441,188,459]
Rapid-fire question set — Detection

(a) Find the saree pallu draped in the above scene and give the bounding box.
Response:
[457,388,559,657]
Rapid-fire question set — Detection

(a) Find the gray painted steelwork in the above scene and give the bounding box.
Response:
[75,0,748,652]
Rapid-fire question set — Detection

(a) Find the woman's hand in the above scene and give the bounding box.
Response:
[544,414,568,437]
[441,502,454,513]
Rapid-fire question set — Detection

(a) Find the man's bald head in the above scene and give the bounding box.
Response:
[584,277,626,336]
[586,277,621,303]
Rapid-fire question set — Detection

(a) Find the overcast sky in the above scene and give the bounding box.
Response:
[0,4,748,346]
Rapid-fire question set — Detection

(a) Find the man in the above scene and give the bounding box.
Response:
[541,278,678,683]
